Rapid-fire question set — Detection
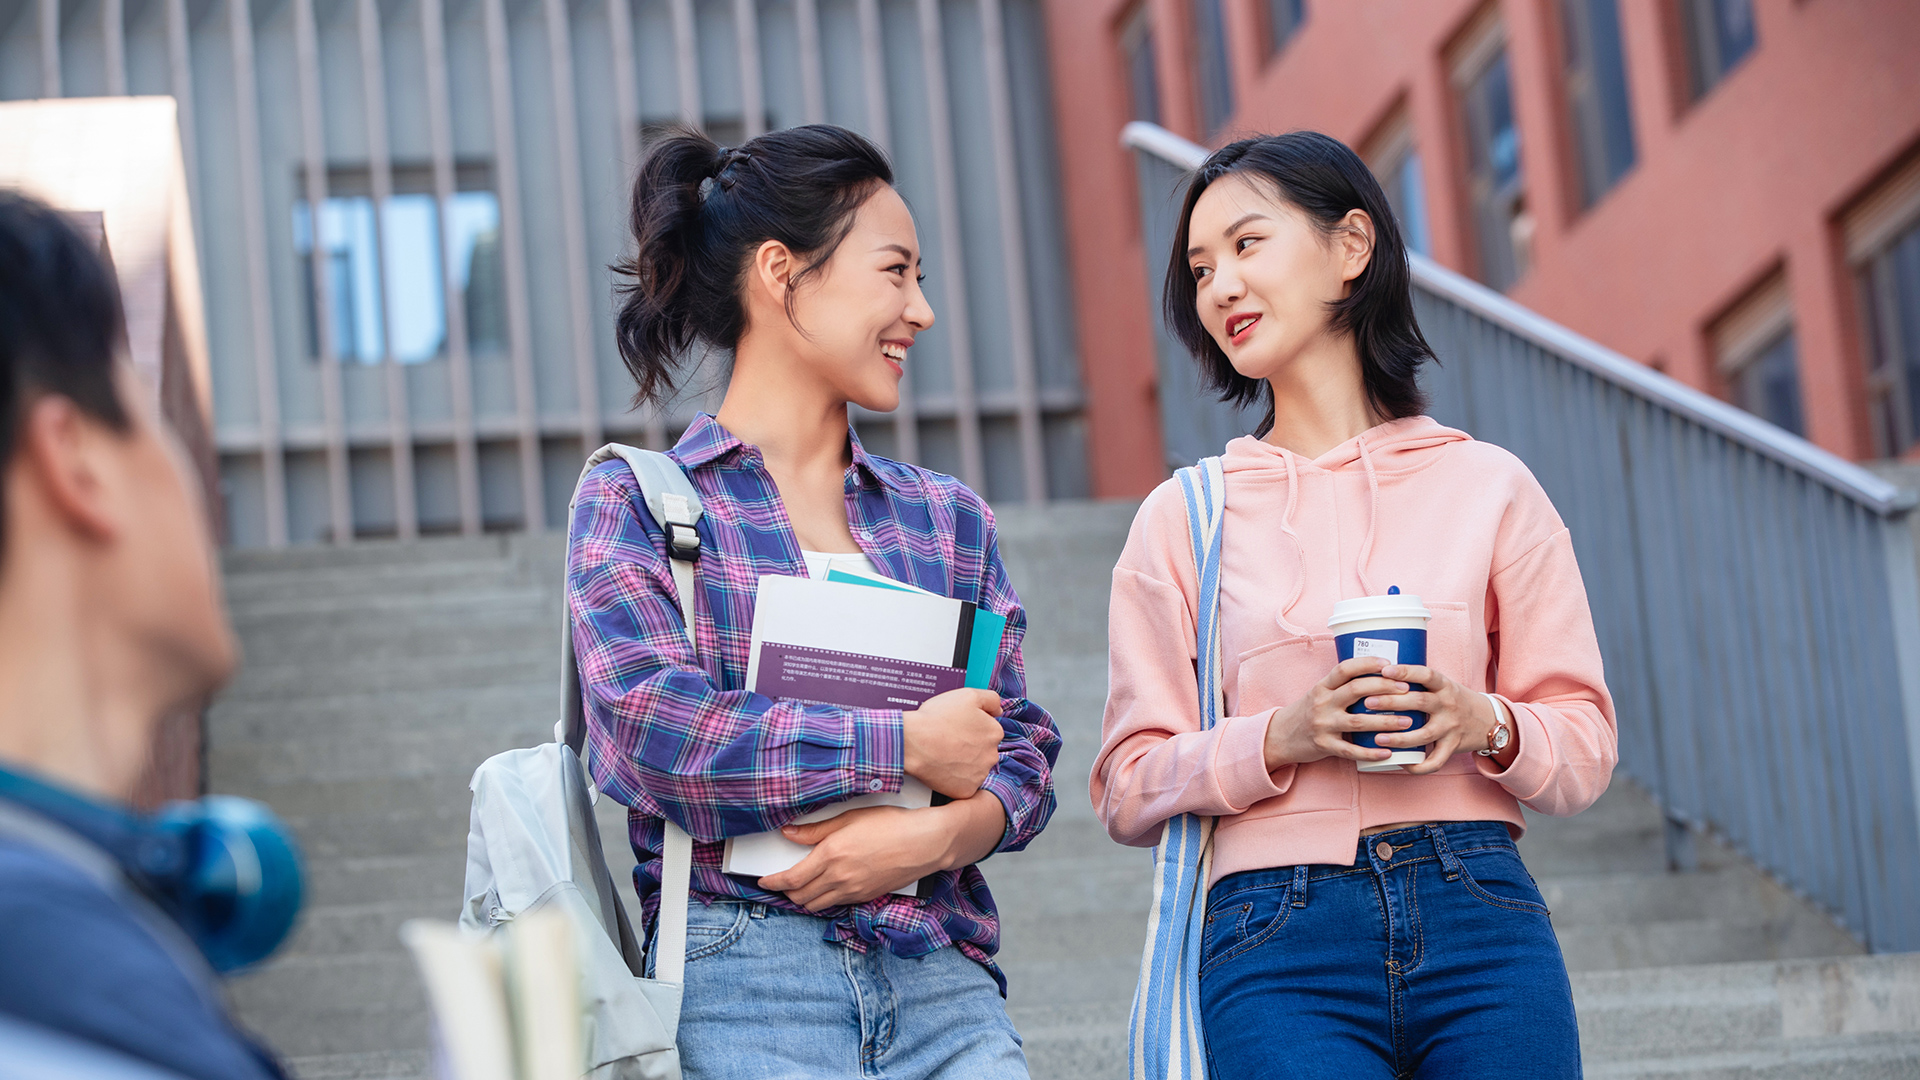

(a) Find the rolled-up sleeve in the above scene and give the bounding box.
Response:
[970,514,1060,854]
[571,467,906,843]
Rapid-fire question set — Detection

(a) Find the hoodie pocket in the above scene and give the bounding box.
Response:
[1233,633,1339,717]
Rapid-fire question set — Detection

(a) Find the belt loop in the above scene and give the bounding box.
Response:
[1427,823,1463,882]
[1291,863,1309,908]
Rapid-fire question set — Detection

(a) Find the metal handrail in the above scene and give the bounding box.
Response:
[1118,121,1913,515]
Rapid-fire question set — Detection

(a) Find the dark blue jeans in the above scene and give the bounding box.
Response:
[1197,821,1580,1079]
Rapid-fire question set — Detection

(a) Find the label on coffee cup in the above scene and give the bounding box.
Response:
[1351,637,1399,665]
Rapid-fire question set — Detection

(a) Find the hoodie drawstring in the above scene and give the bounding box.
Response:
[1274,451,1311,637]
[1354,435,1381,599]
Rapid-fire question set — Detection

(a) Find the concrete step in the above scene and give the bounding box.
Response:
[207,529,1908,1080]
[1572,954,1920,1071]
[301,851,466,910]
[220,533,558,576]
[1540,865,1863,971]
[208,723,550,787]
[207,683,555,745]
[215,650,557,705]
[222,560,541,608]
[278,900,451,959]
[1587,1035,1920,1079]
[278,1050,429,1080]
[213,771,518,825]
[226,952,428,1059]
[992,501,1136,659]
[275,797,475,862]
[229,585,551,627]
[1004,1001,1127,1080]
[228,614,554,669]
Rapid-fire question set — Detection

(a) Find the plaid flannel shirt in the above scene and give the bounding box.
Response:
[571,414,1059,987]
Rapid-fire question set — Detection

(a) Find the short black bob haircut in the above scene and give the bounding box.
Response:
[613,123,893,408]
[1163,130,1434,437]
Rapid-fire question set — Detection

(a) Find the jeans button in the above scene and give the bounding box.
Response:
[1374,840,1394,862]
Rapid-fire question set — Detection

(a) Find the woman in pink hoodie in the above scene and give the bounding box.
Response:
[1094,131,1617,1079]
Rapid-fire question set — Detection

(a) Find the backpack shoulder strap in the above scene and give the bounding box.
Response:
[583,444,704,644]
[561,442,700,987]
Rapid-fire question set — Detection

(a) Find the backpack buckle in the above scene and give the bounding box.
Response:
[665,520,701,561]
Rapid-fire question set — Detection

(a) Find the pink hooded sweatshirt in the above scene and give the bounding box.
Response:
[1092,416,1617,885]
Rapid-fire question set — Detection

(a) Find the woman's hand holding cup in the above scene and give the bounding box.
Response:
[1261,657,1415,771]
[1364,665,1503,774]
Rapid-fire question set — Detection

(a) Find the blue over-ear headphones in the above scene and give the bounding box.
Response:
[0,766,304,973]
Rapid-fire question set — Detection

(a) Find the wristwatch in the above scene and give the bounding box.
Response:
[1478,693,1512,757]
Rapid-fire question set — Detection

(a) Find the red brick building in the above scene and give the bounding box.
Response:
[1044,0,1920,497]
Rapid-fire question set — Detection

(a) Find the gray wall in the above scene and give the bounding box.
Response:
[0,0,1085,546]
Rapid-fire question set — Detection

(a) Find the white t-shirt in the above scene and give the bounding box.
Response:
[799,549,880,581]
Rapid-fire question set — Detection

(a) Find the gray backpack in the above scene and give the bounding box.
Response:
[460,444,704,1079]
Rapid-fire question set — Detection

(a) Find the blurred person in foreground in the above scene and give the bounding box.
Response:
[0,191,291,1079]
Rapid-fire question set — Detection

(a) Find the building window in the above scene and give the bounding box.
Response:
[1192,0,1234,136]
[1121,5,1160,125]
[1847,157,1920,457]
[1363,109,1431,257]
[1454,18,1529,290]
[1559,0,1637,209]
[1677,0,1755,102]
[293,163,505,365]
[1712,272,1804,436]
[1263,0,1306,60]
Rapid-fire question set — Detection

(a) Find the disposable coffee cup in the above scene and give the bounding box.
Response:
[1328,587,1432,773]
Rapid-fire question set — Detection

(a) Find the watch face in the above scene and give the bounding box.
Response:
[1491,725,1511,751]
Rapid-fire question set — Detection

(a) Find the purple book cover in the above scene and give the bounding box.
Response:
[755,642,966,710]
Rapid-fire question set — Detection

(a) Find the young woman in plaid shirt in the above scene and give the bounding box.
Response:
[572,124,1058,1078]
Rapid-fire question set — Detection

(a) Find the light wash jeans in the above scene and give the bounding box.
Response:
[652,899,1029,1080]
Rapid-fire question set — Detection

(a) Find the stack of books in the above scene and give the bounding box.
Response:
[722,563,1005,889]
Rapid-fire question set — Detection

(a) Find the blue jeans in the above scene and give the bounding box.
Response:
[657,899,1029,1079]
[1197,821,1580,1079]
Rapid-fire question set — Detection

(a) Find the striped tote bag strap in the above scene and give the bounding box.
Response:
[1129,456,1227,1080]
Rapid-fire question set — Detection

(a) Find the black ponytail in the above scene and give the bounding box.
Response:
[1163,130,1434,436]
[613,124,894,407]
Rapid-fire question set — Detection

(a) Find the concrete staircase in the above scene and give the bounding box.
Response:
[210,504,1920,1078]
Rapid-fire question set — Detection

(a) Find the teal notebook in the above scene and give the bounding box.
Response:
[823,565,1006,691]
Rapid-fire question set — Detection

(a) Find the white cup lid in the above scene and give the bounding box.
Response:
[1327,587,1431,631]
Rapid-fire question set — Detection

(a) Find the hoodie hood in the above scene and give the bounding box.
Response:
[1220,415,1472,477]
[1217,416,1473,634]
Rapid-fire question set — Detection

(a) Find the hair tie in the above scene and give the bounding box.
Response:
[710,147,752,191]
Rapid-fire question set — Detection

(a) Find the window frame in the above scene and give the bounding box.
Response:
[1711,269,1806,436]
[1261,0,1306,64]
[1450,8,1529,291]
[1362,104,1432,258]
[1554,0,1639,212]
[1190,0,1235,137]
[1675,0,1757,105]
[1120,2,1162,125]
[1844,153,1920,457]
[292,160,505,367]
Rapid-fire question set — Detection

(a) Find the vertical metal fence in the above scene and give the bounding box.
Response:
[1125,121,1920,954]
[1,0,1086,546]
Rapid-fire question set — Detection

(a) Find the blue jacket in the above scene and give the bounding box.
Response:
[0,767,285,1080]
